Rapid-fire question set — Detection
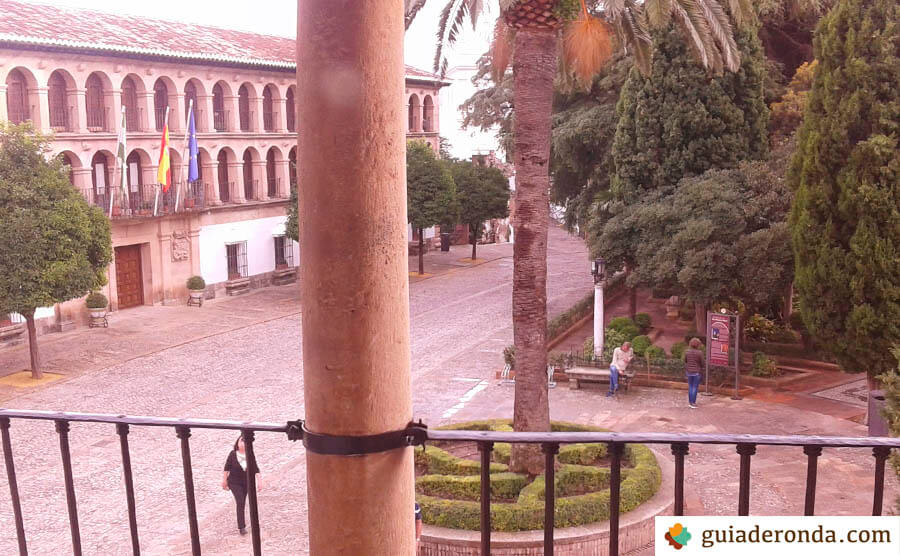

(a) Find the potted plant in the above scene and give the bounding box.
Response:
[186,275,206,306]
[85,291,108,318]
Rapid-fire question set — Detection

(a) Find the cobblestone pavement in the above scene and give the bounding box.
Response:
[0,226,895,555]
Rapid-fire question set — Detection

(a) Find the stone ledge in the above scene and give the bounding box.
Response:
[420,447,674,555]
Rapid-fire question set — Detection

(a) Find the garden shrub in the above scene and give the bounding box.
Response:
[634,313,651,333]
[631,335,651,357]
[186,275,206,290]
[417,421,661,531]
[558,443,607,465]
[645,346,666,363]
[745,314,778,342]
[608,317,640,341]
[415,445,508,475]
[85,291,108,309]
[603,328,629,360]
[750,351,779,378]
[582,337,595,361]
[670,341,687,360]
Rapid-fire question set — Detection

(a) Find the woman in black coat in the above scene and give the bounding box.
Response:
[222,435,262,535]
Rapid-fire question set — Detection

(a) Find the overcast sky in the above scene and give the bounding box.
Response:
[31,0,493,72]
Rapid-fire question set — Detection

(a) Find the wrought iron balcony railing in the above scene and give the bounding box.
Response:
[0,410,897,556]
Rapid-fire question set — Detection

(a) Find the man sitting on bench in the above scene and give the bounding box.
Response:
[607,341,634,397]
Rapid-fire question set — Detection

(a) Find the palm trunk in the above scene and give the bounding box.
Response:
[509,26,556,476]
[418,228,424,275]
[24,311,42,380]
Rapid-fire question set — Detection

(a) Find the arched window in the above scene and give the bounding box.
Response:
[184,81,198,119]
[125,152,143,209]
[423,96,434,133]
[217,151,230,202]
[243,150,255,200]
[121,76,140,131]
[266,148,277,197]
[48,71,69,130]
[59,152,76,185]
[153,80,168,131]
[91,152,110,206]
[213,83,226,132]
[285,88,296,132]
[288,147,297,188]
[6,70,29,124]
[262,86,275,132]
[85,73,106,130]
[238,85,251,131]
[408,94,420,132]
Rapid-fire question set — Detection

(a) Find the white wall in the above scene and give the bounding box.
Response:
[198,215,299,284]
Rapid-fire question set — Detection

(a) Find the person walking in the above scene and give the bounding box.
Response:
[222,435,262,535]
[607,341,633,397]
[684,337,705,408]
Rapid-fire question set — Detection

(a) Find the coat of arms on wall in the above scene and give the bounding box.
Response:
[172,232,190,261]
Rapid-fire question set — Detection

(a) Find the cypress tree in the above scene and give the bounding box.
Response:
[610,21,769,198]
[789,0,900,378]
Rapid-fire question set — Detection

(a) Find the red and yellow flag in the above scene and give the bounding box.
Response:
[157,121,171,191]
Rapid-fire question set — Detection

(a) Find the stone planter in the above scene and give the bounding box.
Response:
[88,308,107,319]
[188,289,204,307]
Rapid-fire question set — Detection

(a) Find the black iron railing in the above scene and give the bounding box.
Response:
[1,410,897,556]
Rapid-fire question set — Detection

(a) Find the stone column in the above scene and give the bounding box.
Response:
[203,161,221,205]
[298,1,413,555]
[252,159,268,200]
[275,159,291,198]
[140,91,155,132]
[225,95,240,132]
[228,161,246,203]
[252,95,265,132]
[73,89,88,133]
[171,92,186,133]
[198,94,214,132]
[111,90,124,135]
[0,85,6,122]
[72,167,93,201]
[274,97,288,133]
[32,87,50,132]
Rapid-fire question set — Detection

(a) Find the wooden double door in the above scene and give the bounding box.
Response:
[115,245,144,309]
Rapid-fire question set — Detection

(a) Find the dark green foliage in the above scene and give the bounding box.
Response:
[646,345,667,363]
[876,348,900,502]
[450,159,509,255]
[186,276,206,290]
[416,472,527,502]
[0,123,112,315]
[634,312,652,333]
[415,445,508,476]
[406,140,459,232]
[610,22,769,200]
[558,443,607,465]
[85,291,108,309]
[460,55,515,157]
[789,0,900,378]
[751,351,780,377]
[285,184,298,242]
[631,335,652,357]
[670,342,688,360]
[608,317,640,341]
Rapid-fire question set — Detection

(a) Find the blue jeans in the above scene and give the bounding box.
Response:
[687,373,701,405]
[609,365,619,394]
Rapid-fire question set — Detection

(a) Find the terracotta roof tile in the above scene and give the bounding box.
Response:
[0,0,442,79]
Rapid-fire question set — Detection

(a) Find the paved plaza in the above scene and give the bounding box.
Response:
[0,227,895,555]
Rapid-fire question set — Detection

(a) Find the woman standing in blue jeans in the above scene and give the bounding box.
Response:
[684,338,705,408]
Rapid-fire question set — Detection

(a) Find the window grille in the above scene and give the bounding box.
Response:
[6,71,28,124]
[86,74,106,130]
[286,89,296,132]
[226,242,248,280]
[238,85,251,131]
[274,236,294,268]
[213,84,227,132]
[48,72,69,130]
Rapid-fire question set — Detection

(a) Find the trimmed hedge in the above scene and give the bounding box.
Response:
[415,445,508,475]
[416,420,661,531]
[631,335,651,357]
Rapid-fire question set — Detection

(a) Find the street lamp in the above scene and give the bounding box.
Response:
[591,257,606,360]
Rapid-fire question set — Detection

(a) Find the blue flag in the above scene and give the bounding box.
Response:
[187,106,199,182]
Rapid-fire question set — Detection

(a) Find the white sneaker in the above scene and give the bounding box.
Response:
[689,404,697,409]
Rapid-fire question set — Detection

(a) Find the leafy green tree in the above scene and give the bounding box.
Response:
[611,21,769,199]
[460,55,515,158]
[878,346,900,509]
[407,140,459,275]
[0,123,112,378]
[285,184,298,242]
[450,160,510,261]
[789,0,899,380]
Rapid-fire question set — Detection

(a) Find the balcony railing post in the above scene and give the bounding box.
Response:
[670,443,689,516]
[116,423,141,556]
[55,420,82,556]
[872,446,890,516]
[242,430,262,556]
[542,443,559,556]
[736,443,756,516]
[802,445,822,516]
[1,418,28,555]
[478,441,494,555]
[608,442,624,556]
[175,426,201,556]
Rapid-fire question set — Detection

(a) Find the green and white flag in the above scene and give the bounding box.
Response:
[117,106,128,201]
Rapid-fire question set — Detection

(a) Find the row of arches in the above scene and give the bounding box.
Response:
[408,94,435,133]
[59,145,298,209]
[5,66,297,135]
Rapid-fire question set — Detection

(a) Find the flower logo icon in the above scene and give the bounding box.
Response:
[665,523,691,549]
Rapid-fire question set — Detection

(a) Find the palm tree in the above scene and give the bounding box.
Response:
[408,0,750,474]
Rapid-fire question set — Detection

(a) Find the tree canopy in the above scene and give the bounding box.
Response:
[407,140,459,231]
[789,0,900,378]
[0,123,112,377]
[450,159,510,260]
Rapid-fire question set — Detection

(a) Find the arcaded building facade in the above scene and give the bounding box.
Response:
[0,0,445,335]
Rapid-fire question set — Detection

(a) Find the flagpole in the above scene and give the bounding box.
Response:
[154,106,170,217]
[175,99,193,212]
[111,106,127,218]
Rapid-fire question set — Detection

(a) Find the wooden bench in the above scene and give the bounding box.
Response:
[565,367,633,392]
